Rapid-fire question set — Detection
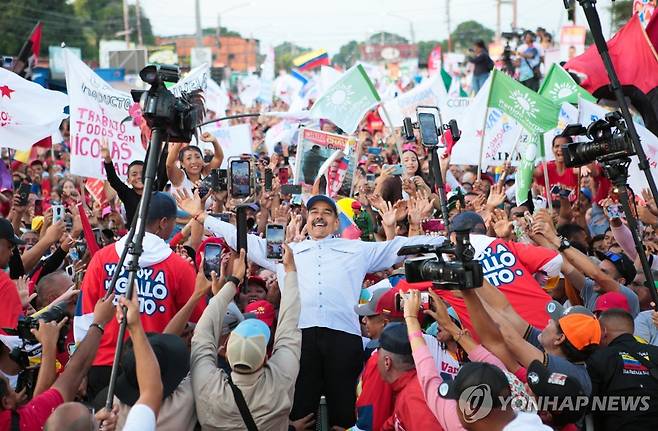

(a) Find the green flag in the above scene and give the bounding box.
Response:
[515,133,541,204]
[309,64,380,134]
[487,70,560,134]
[440,68,452,93]
[539,64,597,105]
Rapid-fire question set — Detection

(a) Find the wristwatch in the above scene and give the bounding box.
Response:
[225,275,241,286]
[558,237,571,252]
[90,322,104,335]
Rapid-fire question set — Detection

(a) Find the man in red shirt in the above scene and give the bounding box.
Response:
[377,323,442,431]
[438,212,562,332]
[0,218,25,333]
[78,192,205,398]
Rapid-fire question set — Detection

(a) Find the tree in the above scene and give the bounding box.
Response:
[274,42,309,71]
[0,0,87,58]
[416,40,444,64]
[367,32,408,45]
[609,0,633,32]
[449,20,495,52]
[332,40,360,68]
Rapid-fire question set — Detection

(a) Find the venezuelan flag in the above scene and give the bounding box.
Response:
[337,202,362,240]
[293,49,330,71]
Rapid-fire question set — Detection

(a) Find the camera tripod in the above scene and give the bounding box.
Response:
[567,0,658,311]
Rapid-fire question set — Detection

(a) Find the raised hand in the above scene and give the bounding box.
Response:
[380,200,397,229]
[16,276,36,310]
[491,208,512,239]
[174,188,203,216]
[486,182,506,211]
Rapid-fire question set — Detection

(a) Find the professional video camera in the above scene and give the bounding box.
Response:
[130,64,204,143]
[560,111,634,168]
[397,230,484,290]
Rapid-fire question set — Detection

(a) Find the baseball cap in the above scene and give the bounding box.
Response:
[115,333,189,406]
[546,301,601,350]
[450,211,485,233]
[244,300,276,327]
[379,323,412,355]
[227,318,271,373]
[354,288,390,317]
[526,360,587,425]
[504,174,516,184]
[0,218,25,245]
[146,192,178,223]
[594,291,630,313]
[595,251,637,284]
[351,200,362,210]
[246,275,268,292]
[306,194,337,215]
[438,362,510,409]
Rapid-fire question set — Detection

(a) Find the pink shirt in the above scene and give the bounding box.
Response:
[412,344,506,431]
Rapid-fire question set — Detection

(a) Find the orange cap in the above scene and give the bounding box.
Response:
[559,314,601,350]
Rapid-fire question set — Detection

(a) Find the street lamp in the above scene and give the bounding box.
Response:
[387,12,416,44]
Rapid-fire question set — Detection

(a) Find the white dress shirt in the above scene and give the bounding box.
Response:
[205,216,445,336]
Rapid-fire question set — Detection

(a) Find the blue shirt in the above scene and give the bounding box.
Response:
[518,43,540,81]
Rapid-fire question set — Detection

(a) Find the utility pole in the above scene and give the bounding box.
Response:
[122,0,130,48]
[195,0,203,47]
[446,0,452,52]
[135,0,143,47]
[512,0,518,30]
[496,0,501,41]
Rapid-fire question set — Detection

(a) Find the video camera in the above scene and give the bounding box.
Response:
[130,64,204,143]
[402,106,461,148]
[397,230,483,290]
[560,111,634,168]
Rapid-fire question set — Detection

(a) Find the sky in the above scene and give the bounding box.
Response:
[140,0,616,54]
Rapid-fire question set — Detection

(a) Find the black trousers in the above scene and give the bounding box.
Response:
[290,327,364,427]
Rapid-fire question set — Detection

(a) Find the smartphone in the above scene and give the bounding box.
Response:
[264,168,273,192]
[366,173,376,185]
[281,184,302,195]
[550,185,561,195]
[278,168,289,185]
[266,224,285,260]
[608,203,623,219]
[52,205,65,223]
[367,146,382,155]
[65,264,75,278]
[395,291,433,311]
[203,243,222,279]
[34,199,43,216]
[422,219,445,233]
[384,164,404,176]
[217,169,228,192]
[17,183,31,206]
[230,160,251,198]
[291,194,303,207]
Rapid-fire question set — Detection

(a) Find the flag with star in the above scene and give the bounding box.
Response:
[0,67,68,151]
[309,64,380,134]
[539,64,596,105]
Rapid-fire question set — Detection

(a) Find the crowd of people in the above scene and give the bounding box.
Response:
[2,33,658,431]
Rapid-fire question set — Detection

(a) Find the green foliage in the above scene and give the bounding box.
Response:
[416,40,444,63]
[274,42,310,71]
[609,0,633,32]
[332,40,360,68]
[449,20,495,52]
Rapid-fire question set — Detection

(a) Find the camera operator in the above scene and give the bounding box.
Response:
[515,30,542,91]
[176,190,445,428]
[0,294,115,431]
[467,40,494,95]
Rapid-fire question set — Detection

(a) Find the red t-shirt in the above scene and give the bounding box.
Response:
[355,350,394,431]
[534,161,579,190]
[0,272,22,334]
[81,244,204,366]
[382,370,443,431]
[438,239,557,332]
[0,388,63,431]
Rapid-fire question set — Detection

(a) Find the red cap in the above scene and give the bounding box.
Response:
[245,300,276,327]
[247,276,268,292]
[594,291,630,313]
[351,201,362,210]
[195,237,230,270]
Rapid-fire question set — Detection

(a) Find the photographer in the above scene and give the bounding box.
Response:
[190,246,307,430]
[0,294,115,431]
[467,40,494,95]
[515,30,542,91]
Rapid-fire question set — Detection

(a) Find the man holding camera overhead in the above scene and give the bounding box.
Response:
[176,191,445,428]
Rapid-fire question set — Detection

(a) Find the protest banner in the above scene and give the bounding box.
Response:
[0,67,68,151]
[204,123,253,168]
[294,128,357,197]
[170,63,209,97]
[64,49,145,180]
[258,47,275,105]
[380,73,447,128]
[204,78,229,118]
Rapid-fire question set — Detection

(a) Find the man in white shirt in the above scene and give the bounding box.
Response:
[176,192,444,428]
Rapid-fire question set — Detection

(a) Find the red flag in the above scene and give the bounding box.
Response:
[647,8,658,52]
[12,22,42,79]
[427,45,442,75]
[565,15,658,94]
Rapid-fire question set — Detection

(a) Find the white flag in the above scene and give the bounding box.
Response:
[258,47,275,105]
[205,78,229,117]
[0,68,68,151]
[170,63,209,97]
[64,49,145,180]
[380,74,447,128]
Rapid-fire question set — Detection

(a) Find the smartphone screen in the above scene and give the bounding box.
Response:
[230,160,251,198]
[34,200,43,216]
[52,205,65,223]
[17,183,31,206]
[278,168,289,185]
[203,243,222,279]
[281,184,302,195]
[266,224,285,260]
[367,146,382,155]
[608,204,623,219]
[417,112,440,146]
[264,168,273,192]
